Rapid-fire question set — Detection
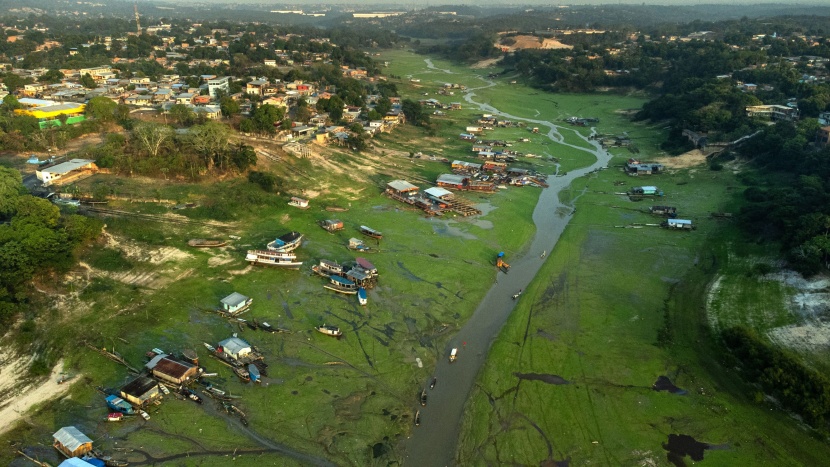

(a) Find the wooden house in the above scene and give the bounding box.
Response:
[147,355,199,385]
[385,180,420,202]
[120,375,161,407]
[217,337,252,361]
[482,161,507,172]
[320,219,344,232]
[436,173,468,190]
[53,426,94,458]
[424,186,454,207]
[220,292,252,315]
[452,160,482,172]
[288,197,310,209]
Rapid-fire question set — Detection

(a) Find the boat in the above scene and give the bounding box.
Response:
[248,364,261,383]
[187,239,228,248]
[182,388,203,404]
[246,250,303,269]
[287,196,310,209]
[324,275,358,295]
[319,219,344,232]
[203,342,216,352]
[106,395,135,415]
[420,388,428,406]
[106,413,124,422]
[326,206,349,212]
[315,324,342,337]
[430,377,437,389]
[233,366,251,383]
[139,410,150,420]
[347,237,375,253]
[449,347,458,363]
[312,259,345,277]
[101,457,129,467]
[359,225,383,239]
[358,287,367,306]
[266,231,303,252]
[414,410,421,426]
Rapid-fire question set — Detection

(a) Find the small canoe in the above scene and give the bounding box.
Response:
[358,287,367,306]
[187,239,228,248]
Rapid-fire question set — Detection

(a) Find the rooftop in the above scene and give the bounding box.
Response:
[40,159,95,175]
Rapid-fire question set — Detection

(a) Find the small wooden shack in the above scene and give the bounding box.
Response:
[53,426,93,458]
[217,336,252,361]
[120,375,161,407]
[288,197,309,209]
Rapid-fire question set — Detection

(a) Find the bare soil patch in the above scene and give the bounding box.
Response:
[654,149,708,169]
[499,35,573,52]
[0,355,72,436]
[470,58,502,69]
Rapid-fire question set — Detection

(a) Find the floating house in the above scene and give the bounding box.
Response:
[288,196,309,209]
[650,206,677,217]
[629,186,663,197]
[217,336,253,361]
[663,219,695,230]
[385,179,420,203]
[220,292,253,315]
[120,375,161,407]
[53,426,94,458]
[320,219,344,232]
[147,355,199,385]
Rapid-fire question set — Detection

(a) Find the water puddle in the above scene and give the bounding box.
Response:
[663,434,721,466]
[514,373,569,385]
[652,376,687,395]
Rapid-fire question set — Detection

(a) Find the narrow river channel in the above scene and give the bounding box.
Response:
[403,62,612,466]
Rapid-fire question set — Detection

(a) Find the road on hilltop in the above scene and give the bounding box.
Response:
[403,61,611,467]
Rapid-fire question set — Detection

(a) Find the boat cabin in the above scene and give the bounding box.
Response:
[220,292,252,315]
[449,348,458,362]
[663,219,695,230]
[630,186,663,196]
[650,206,677,217]
[120,375,161,407]
[346,267,373,287]
[53,426,94,458]
[267,231,303,252]
[326,275,358,293]
[355,257,378,277]
[359,225,383,239]
[320,219,344,232]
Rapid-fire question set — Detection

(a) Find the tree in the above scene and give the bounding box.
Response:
[168,103,195,126]
[251,104,283,134]
[38,69,64,84]
[187,121,231,169]
[1,94,21,111]
[238,118,255,133]
[131,121,173,158]
[219,97,240,118]
[0,166,24,216]
[85,96,117,121]
[80,73,96,89]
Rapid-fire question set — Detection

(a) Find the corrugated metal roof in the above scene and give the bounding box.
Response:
[53,426,92,452]
[218,337,251,355]
[41,159,95,175]
[152,356,195,378]
[121,375,159,397]
[221,292,249,307]
[437,174,466,185]
[424,187,452,198]
[387,180,419,192]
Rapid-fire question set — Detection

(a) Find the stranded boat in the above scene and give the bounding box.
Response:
[187,239,228,248]
[324,275,358,294]
[246,250,303,269]
[312,259,345,277]
[319,219,344,232]
[288,196,310,209]
[347,237,375,253]
[248,364,261,383]
[316,324,342,337]
[449,347,458,363]
[266,231,303,252]
[359,225,383,239]
[420,388,428,406]
[106,395,135,415]
[358,287,367,306]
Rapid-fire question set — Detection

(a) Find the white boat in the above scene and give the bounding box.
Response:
[316,324,342,337]
[449,348,458,363]
[246,250,303,269]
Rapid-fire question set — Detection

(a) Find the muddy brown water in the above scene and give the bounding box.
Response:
[403,67,612,466]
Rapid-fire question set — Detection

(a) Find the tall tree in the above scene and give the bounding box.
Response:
[131,121,173,158]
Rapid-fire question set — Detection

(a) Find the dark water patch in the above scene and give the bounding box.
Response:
[429,253,439,258]
[372,442,390,459]
[653,376,687,395]
[397,261,425,282]
[404,317,417,333]
[281,300,294,319]
[291,390,298,395]
[536,329,556,341]
[514,373,569,385]
[305,375,313,382]
[663,434,712,466]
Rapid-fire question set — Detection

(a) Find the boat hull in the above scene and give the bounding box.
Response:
[324,285,357,295]
[358,287,367,305]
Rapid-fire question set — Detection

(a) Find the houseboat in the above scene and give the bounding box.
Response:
[246,250,303,269]
[358,287,367,305]
[324,275,358,294]
[316,324,342,337]
[359,225,383,239]
[266,231,303,252]
[312,259,345,277]
[319,219,344,232]
[355,257,378,277]
[288,196,310,209]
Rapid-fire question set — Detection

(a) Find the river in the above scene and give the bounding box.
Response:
[403,61,612,466]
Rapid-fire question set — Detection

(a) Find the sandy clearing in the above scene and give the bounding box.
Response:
[470,58,502,69]
[0,357,72,436]
[498,35,573,52]
[655,149,709,169]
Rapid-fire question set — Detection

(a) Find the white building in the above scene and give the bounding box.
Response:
[207,76,230,98]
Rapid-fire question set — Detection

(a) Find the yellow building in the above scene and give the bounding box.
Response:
[15,103,86,129]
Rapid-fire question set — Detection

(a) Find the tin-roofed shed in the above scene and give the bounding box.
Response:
[148,355,198,385]
[218,337,252,360]
[386,180,419,194]
[53,426,94,458]
[120,375,160,407]
[220,292,252,314]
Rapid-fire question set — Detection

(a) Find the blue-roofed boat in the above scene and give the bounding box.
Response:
[248,364,261,383]
[358,287,367,305]
[266,231,303,252]
[324,275,358,294]
[106,395,135,415]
